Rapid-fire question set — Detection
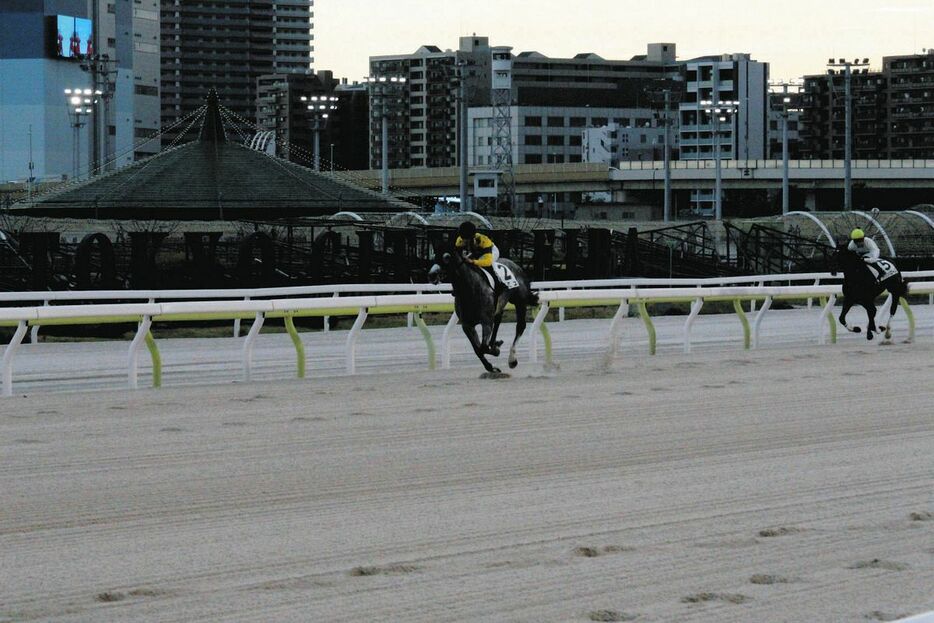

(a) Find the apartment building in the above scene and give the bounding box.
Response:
[160,0,314,145]
[368,35,492,170]
[767,91,804,159]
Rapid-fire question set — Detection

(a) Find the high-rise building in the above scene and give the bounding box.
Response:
[767,91,803,160]
[90,0,161,168]
[160,1,314,146]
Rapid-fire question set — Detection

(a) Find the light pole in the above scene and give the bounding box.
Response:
[301,95,338,171]
[769,80,803,215]
[79,55,115,175]
[651,85,681,222]
[64,88,94,181]
[329,143,335,171]
[699,98,739,220]
[365,74,407,194]
[827,58,870,211]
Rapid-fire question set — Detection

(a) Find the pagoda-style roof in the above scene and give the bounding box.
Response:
[14,91,411,220]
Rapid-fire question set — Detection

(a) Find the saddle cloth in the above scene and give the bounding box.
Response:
[866,258,898,282]
[478,263,520,290]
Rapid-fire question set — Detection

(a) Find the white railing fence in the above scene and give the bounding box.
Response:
[2,270,934,397]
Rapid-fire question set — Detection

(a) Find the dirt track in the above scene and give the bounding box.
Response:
[1,341,933,622]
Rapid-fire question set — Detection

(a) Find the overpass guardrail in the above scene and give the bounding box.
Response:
[2,270,934,397]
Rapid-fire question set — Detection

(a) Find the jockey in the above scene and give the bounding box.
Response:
[848,229,880,262]
[455,221,500,288]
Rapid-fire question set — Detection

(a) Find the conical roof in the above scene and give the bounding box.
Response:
[15,91,411,219]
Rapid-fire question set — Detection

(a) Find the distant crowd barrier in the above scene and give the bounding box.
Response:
[2,270,934,397]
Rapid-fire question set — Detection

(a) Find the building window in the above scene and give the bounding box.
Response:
[592,117,608,127]
[525,135,543,145]
[547,116,565,127]
[525,154,543,164]
[524,116,542,127]
[569,154,582,163]
[569,117,586,127]
[547,135,564,146]
[569,135,582,146]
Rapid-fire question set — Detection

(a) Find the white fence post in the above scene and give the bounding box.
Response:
[233,296,250,338]
[682,298,704,354]
[30,301,48,344]
[128,315,153,390]
[606,299,629,357]
[241,312,265,382]
[753,296,773,349]
[2,320,28,397]
[529,303,550,364]
[345,307,368,375]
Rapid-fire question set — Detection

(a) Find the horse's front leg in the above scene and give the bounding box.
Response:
[839,299,860,333]
[463,323,499,373]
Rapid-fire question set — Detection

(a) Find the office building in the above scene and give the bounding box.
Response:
[161,0,314,146]
[90,0,161,168]
[767,91,804,159]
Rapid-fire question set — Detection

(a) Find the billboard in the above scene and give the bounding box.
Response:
[55,15,93,59]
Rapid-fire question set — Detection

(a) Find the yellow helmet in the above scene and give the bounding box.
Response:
[850,228,865,240]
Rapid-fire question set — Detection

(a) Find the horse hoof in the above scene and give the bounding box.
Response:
[488,347,501,357]
[480,369,509,380]
[852,327,862,334]
[494,340,503,348]
[508,359,518,369]
[903,339,913,345]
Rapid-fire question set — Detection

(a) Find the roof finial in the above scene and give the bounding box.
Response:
[199,89,227,144]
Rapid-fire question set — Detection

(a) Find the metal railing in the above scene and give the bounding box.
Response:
[3,270,934,397]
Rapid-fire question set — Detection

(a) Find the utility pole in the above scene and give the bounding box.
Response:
[769,80,803,216]
[303,95,338,171]
[27,125,35,200]
[663,89,672,223]
[827,58,870,211]
[456,58,471,213]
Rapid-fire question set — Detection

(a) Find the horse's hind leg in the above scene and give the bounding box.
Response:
[488,314,504,356]
[463,324,499,373]
[864,304,877,341]
[508,304,527,369]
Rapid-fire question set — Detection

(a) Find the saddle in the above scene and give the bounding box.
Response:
[865,258,898,282]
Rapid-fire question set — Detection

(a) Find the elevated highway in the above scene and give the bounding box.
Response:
[343,159,934,198]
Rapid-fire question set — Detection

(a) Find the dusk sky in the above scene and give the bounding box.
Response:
[315,0,932,83]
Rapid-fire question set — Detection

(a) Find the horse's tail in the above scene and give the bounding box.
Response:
[527,289,540,307]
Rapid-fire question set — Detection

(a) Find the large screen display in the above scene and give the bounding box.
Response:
[56,15,93,59]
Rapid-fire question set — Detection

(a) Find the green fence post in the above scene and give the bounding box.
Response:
[637,301,656,355]
[733,299,751,350]
[414,313,436,371]
[284,315,306,379]
[145,331,162,389]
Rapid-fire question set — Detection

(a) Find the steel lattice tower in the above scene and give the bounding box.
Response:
[490,47,516,216]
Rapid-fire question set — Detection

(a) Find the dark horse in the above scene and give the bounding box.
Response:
[429,251,539,374]
[832,243,908,342]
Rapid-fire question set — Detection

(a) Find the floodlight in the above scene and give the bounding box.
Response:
[839,58,845,64]
[783,97,791,103]
[300,96,307,101]
[83,88,92,95]
[719,116,727,122]
[322,114,329,119]
[64,88,73,94]
[70,96,82,105]
[862,58,869,64]
[94,90,102,95]
[84,108,92,114]
[75,107,82,113]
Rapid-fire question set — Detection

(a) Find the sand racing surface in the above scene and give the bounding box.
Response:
[2,341,933,622]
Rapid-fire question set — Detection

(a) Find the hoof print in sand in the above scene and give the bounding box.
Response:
[95,592,126,603]
[757,526,802,538]
[587,610,638,622]
[574,545,634,558]
[749,574,791,585]
[349,563,420,577]
[909,511,933,522]
[681,592,749,605]
[848,559,909,571]
[480,371,511,380]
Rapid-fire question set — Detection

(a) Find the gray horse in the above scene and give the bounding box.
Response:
[429,251,539,374]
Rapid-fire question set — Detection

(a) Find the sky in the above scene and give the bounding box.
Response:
[314,0,932,83]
